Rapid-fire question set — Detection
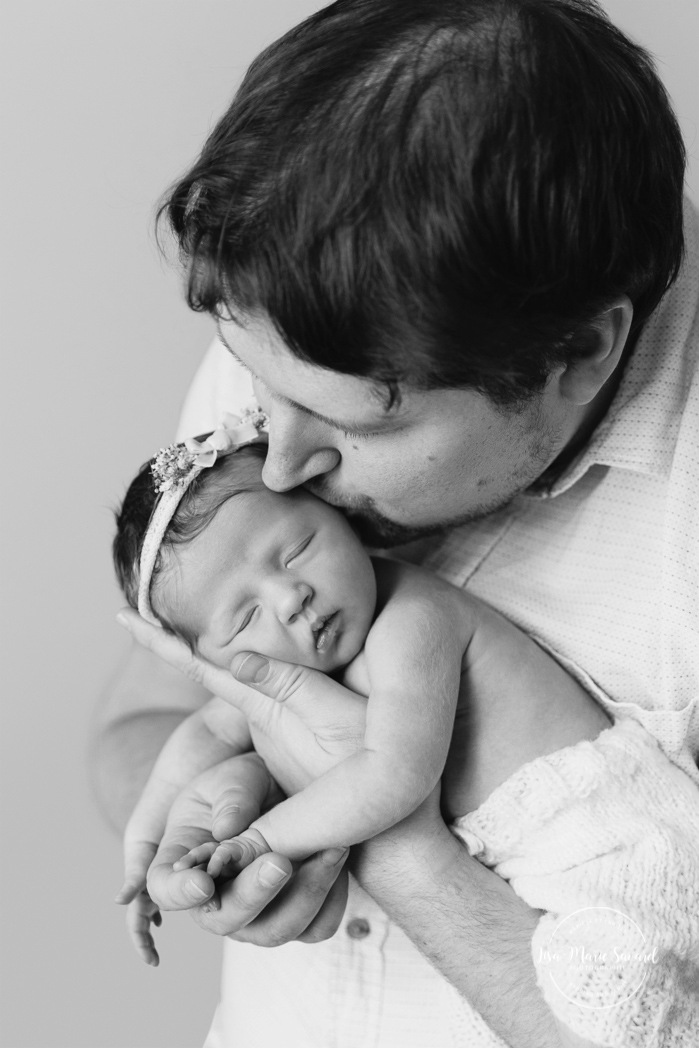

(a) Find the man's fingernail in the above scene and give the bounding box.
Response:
[187,880,209,900]
[116,611,130,630]
[322,847,350,867]
[235,653,270,684]
[201,897,220,913]
[259,861,289,887]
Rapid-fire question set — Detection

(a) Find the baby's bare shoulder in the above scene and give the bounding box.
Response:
[368,557,479,646]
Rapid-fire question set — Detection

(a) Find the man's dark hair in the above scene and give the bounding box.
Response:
[160,0,686,406]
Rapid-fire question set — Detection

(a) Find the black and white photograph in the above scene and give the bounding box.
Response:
[2,2,698,1046]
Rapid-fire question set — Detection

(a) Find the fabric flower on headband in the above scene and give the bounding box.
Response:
[137,406,269,625]
[150,408,268,493]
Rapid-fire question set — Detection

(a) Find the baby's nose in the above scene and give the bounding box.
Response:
[277,581,313,623]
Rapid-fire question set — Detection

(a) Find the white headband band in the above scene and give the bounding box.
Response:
[137,407,268,625]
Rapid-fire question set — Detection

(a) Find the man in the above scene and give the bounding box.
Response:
[94,1,698,1045]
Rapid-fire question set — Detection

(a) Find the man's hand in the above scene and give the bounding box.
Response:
[117,609,365,956]
[134,753,349,959]
[117,609,367,796]
[115,698,252,921]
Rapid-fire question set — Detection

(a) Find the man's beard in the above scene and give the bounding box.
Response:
[305,409,562,548]
[306,484,523,548]
[343,492,521,547]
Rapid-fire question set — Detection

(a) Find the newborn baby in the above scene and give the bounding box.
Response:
[113,412,606,958]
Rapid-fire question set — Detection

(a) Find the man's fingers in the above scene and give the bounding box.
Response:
[141,754,276,912]
[295,862,349,944]
[210,778,267,842]
[118,608,273,724]
[120,609,366,769]
[230,651,366,737]
[115,881,142,906]
[126,894,161,967]
[147,834,218,911]
[116,839,158,905]
[118,608,197,670]
[190,853,293,937]
[191,847,349,945]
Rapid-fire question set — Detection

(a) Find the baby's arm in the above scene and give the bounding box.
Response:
[181,562,610,875]
[186,560,471,871]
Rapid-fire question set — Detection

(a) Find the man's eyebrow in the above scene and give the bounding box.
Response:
[216,326,400,433]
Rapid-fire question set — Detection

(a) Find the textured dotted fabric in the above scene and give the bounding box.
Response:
[416,198,699,788]
[180,201,699,1048]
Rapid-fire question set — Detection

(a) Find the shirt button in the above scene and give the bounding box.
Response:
[346,917,371,940]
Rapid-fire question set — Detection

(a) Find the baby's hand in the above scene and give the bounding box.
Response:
[174,828,271,879]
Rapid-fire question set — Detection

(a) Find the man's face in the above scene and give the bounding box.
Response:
[217,315,579,545]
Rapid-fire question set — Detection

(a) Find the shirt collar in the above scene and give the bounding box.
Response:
[528,198,699,500]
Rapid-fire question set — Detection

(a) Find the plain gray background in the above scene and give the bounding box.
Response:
[1,3,696,1047]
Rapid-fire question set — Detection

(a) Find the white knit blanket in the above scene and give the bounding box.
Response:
[453,718,699,1046]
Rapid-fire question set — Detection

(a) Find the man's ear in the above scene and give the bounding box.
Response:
[558,295,634,406]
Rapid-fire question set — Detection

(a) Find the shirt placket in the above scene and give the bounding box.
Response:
[329,906,391,1048]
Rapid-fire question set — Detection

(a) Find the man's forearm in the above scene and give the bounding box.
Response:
[90,709,191,832]
[352,816,561,1048]
[89,642,210,832]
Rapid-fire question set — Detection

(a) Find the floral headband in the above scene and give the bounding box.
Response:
[137,406,268,625]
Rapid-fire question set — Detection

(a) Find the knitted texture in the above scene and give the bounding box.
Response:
[453,718,699,1045]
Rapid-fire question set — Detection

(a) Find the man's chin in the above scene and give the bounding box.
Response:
[344,509,453,548]
[335,492,521,549]
[312,487,520,548]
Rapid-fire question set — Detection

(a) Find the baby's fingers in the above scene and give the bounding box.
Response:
[207,830,271,878]
[126,892,162,967]
[173,842,218,872]
[206,842,239,879]
[147,837,218,912]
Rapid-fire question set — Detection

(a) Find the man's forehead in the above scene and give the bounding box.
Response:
[215,317,406,431]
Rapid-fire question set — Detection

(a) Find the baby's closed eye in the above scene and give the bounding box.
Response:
[284,534,313,567]
[236,606,259,635]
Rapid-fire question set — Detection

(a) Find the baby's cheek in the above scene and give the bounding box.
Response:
[248,625,301,666]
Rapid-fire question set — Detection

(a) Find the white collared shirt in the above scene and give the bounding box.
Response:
[179,201,699,1048]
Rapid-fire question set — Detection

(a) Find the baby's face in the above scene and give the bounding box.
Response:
[155,487,377,672]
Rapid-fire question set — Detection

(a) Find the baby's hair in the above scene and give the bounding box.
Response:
[113,441,268,642]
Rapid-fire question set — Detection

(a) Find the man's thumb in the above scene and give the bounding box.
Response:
[234,653,273,686]
[230,651,366,734]
[231,652,323,709]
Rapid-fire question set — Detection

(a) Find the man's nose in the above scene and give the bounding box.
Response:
[272,579,314,624]
[261,404,340,492]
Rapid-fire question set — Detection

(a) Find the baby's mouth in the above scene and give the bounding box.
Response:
[312,612,339,653]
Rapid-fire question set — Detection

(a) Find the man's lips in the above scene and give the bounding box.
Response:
[311,612,340,652]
